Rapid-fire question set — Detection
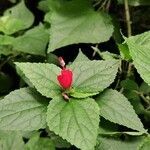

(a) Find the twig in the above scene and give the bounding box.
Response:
[106,0,111,12]
[124,0,132,37]
[92,46,101,58]
[0,54,18,70]
[93,0,102,7]
[0,57,11,70]
[98,0,108,11]
[92,44,99,57]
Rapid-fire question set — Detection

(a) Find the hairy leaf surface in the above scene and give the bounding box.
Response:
[70,60,119,94]
[126,31,150,86]
[16,63,61,98]
[96,136,143,150]
[48,0,113,52]
[96,89,146,132]
[47,97,99,150]
[0,88,48,130]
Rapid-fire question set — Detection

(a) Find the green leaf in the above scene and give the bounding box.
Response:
[126,31,150,86]
[0,35,14,45]
[48,0,113,52]
[96,136,144,150]
[16,67,34,88]
[118,43,132,60]
[48,132,71,148]
[99,129,145,136]
[0,131,25,150]
[139,136,150,150]
[12,24,49,56]
[99,118,143,136]
[70,88,99,98]
[0,35,15,55]
[0,25,48,56]
[47,0,91,12]
[122,90,144,115]
[70,60,119,94]
[21,131,37,139]
[46,53,59,65]
[98,118,144,136]
[121,79,139,91]
[140,82,150,94]
[92,46,120,60]
[47,97,100,150]
[100,52,116,60]
[25,132,55,150]
[0,88,48,130]
[38,0,50,12]
[0,0,34,35]
[0,45,13,55]
[96,89,146,132]
[15,63,61,98]
[44,11,52,24]
[73,50,89,63]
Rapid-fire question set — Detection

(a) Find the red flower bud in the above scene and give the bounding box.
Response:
[57,68,73,89]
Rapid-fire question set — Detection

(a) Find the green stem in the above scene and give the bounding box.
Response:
[124,0,133,79]
[133,90,150,106]
[127,62,133,77]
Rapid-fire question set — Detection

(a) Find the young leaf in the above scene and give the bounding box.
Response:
[0,35,14,45]
[126,31,150,86]
[38,0,50,12]
[139,136,150,150]
[118,43,132,60]
[0,35,15,55]
[46,97,100,150]
[0,45,13,55]
[96,89,146,133]
[12,24,49,56]
[121,79,139,91]
[15,63,61,98]
[140,82,150,94]
[48,0,113,52]
[0,88,48,130]
[70,88,99,99]
[25,132,55,150]
[0,0,34,35]
[70,60,119,94]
